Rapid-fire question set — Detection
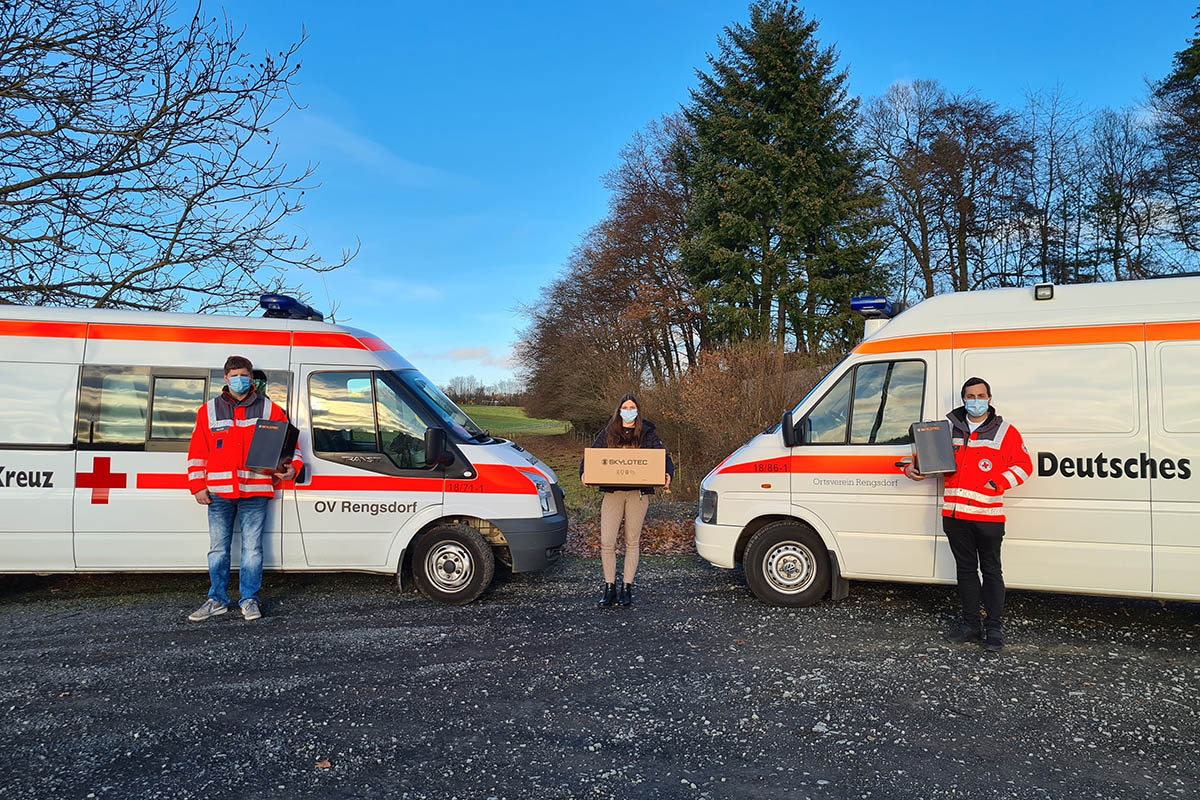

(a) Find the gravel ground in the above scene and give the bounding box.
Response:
[1,558,1197,800]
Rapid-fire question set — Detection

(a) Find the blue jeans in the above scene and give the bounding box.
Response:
[207,495,268,606]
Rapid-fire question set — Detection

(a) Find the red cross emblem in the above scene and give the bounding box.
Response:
[76,456,128,504]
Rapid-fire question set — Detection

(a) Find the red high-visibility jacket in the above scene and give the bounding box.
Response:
[186,389,303,500]
[942,407,1032,524]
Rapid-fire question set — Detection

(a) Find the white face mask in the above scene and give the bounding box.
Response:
[619,408,638,423]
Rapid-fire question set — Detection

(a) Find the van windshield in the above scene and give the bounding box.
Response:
[393,370,486,440]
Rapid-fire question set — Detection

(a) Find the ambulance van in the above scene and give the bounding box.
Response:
[695,276,1200,607]
[0,295,567,604]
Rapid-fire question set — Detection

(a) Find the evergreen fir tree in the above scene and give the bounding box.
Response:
[1153,6,1200,253]
[677,0,884,354]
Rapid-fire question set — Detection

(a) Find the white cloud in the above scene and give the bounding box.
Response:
[285,113,460,188]
[410,345,516,369]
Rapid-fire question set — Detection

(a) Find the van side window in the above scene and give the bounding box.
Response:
[77,366,151,447]
[803,360,926,445]
[1160,342,1200,433]
[804,371,853,444]
[209,369,291,407]
[0,362,78,445]
[309,372,378,452]
[375,375,428,469]
[150,378,207,440]
[849,361,926,444]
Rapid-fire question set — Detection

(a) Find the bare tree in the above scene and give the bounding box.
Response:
[0,0,354,311]
[1088,109,1163,281]
[927,96,1031,291]
[862,79,948,301]
[1020,88,1088,284]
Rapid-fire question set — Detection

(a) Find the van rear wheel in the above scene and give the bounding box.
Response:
[412,524,495,605]
[743,521,830,607]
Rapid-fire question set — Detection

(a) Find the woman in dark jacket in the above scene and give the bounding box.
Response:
[580,393,674,608]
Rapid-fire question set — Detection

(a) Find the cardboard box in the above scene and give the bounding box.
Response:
[582,448,666,487]
[909,420,956,475]
[246,419,300,474]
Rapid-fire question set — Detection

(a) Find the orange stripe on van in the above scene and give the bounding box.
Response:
[1146,321,1200,342]
[87,323,292,347]
[855,333,952,354]
[857,320,1200,355]
[0,320,87,339]
[953,324,1144,350]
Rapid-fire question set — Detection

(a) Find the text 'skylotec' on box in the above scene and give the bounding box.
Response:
[582,448,666,487]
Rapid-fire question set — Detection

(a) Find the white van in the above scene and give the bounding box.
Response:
[0,295,566,604]
[695,276,1200,607]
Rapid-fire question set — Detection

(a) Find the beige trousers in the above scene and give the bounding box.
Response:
[599,490,650,584]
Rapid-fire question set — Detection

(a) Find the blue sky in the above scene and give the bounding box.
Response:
[228,0,1197,386]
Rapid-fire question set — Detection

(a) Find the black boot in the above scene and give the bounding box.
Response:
[597,583,617,608]
[618,583,633,607]
[946,618,983,644]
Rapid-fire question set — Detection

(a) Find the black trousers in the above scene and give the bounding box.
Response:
[943,516,1006,631]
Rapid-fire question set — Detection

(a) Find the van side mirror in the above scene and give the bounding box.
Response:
[424,428,453,467]
[781,411,797,448]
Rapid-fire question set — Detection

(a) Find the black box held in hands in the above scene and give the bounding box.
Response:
[246,419,299,474]
[909,420,956,475]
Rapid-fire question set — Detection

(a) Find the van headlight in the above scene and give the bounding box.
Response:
[527,473,555,516]
[700,489,718,524]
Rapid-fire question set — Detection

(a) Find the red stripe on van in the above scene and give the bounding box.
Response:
[0,320,87,339]
[299,475,444,492]
[719,454,903,475]
[357,336,393,352]
[717,457,791,475]
[792,455,901,474]
[451,464,539,494]
[293,332,369,349]
[87,324,292,347]
[138,464,537,495]
[137,473,189,490]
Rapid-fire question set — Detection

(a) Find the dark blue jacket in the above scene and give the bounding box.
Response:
[579,419,675,495]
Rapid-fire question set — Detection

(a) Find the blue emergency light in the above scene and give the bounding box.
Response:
[259,294,325,322]
[850,296,898,319]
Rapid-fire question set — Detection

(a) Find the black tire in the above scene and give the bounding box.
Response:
[411,524,495,605]
[743,521,830,608]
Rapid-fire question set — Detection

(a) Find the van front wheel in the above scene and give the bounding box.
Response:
[743,521,830,607]
[412,524,495,605]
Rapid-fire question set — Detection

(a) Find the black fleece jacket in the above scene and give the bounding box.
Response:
[579,419,675,495]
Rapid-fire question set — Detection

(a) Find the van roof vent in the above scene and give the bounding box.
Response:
[259,294,324,322]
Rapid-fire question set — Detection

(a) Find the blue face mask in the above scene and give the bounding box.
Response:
[964,398,989,418]
[228,375,252,394]
[619,408,638,424]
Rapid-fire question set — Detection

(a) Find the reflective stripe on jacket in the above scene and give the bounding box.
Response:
[186,389,303,499]
[941,407,1032,524]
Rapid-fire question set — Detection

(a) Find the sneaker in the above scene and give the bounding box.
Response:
[240,598,262,621]
[188,599,228,622]
[984,629,1004,652]
[946,619,983,644]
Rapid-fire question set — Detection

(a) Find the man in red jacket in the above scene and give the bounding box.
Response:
[186,356,302,623]
[904,377,1032,652]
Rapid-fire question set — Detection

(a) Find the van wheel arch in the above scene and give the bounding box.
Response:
[743,520,830,607]
[409,522,495,605]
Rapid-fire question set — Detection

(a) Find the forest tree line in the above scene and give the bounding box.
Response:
[518,1,1200,465]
